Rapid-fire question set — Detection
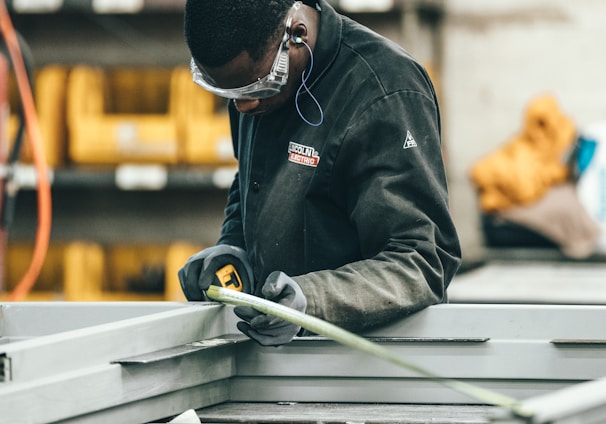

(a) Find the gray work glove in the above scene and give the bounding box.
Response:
[178,245,254,301]
[234,271,307,346]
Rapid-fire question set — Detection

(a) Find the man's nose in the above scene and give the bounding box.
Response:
[234,98,260,113]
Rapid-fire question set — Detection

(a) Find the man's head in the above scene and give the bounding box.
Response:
[184,0,320,116]
[184,0,292,68]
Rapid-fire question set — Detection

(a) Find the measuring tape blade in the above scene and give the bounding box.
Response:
[205,285,533,419]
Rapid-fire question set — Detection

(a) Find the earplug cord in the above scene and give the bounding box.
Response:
[0,1,52,301]
[294,37,324,127]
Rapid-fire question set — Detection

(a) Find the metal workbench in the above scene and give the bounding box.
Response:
[449,256,606,305]
[1,301,606,423]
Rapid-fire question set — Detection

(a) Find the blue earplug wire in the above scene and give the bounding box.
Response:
[294,37,324,127]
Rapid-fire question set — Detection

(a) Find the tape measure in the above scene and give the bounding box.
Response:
[215,264,244,292]
[206,285,534,419]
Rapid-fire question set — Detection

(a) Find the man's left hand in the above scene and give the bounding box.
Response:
[234,271,307,346]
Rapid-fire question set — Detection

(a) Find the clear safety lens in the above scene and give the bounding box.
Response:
[189,16,293,100]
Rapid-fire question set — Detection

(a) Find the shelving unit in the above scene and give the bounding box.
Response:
[6,0,443,13]
[9,164,234,244]
[6,0,444,66]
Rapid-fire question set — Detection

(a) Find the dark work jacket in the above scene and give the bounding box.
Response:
[218,0,461,333]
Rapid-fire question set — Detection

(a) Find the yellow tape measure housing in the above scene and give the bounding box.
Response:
[215,264,243,292]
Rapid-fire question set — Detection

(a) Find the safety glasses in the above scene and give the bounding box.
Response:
[190,15,294,100]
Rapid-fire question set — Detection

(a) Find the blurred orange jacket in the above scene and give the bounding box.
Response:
[469,94,576,212]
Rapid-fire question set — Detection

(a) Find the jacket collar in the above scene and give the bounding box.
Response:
[306,0,341,88]
[301,0,321,10]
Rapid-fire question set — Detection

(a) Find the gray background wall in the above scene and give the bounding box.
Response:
[440,0,606,260]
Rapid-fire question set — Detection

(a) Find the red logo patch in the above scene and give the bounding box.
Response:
[288,141,320,167]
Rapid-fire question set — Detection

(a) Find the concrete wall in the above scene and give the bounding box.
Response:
[441,0,606,260]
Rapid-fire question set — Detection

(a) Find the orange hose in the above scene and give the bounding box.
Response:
[0,1,52,301]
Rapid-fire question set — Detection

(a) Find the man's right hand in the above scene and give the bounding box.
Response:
[178,245,254,301]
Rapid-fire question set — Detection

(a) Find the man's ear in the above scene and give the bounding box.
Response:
[289,22,308,46]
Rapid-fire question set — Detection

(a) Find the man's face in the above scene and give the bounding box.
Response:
[196,38,307,116]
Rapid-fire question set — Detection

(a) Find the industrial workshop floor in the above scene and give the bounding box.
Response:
[448,248,606,304]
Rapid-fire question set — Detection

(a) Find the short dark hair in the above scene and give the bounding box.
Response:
[184,0,292,67]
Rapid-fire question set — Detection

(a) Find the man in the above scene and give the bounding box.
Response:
[179,0,461,346]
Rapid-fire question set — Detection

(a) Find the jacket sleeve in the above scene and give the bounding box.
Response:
[217,174,245,248]
[217,102,246,249]
[294,90,461,333]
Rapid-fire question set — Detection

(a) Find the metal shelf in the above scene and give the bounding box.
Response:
[7,0,186,14]
[8,164,236,191]
[55,165,236,190]
[6,0,443,14]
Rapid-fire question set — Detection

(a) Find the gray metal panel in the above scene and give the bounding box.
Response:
[57,383,229,424]
[364,303,606,340]
[230,376,577,405]
[0,347,235,423]
[235,338,606,380]
[0,302,191,337]
[449,262,606,305]
[2,302,606,423]
[1,302,237,382]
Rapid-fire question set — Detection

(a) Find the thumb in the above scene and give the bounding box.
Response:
[262,271,286,299]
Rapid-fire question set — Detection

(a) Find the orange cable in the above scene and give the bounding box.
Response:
[0,1,52,301]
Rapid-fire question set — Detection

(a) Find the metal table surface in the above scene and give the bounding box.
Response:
[449,260,606,304]
[2,301,606,424]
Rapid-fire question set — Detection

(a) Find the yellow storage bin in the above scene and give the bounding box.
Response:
[170,66,216,129]
[171,67,236,165]
[104,243,167,294]
[67,66,179,164]
[164,241,204,302]
[2,242,66,300]
[108,68,172,115]
[63,241,105,301]
[183,113,236,165]
[62,241,204,301]
[0,241,201,302]
[8,65,69,167]
[63,242,168,301]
